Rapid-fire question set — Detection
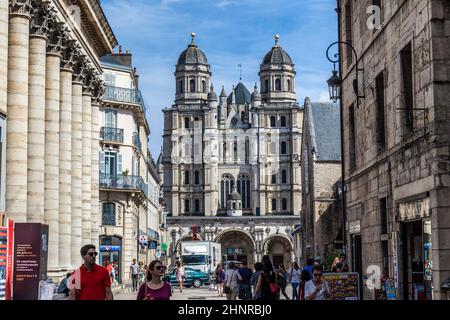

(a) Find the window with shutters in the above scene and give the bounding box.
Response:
[104,109,117,128]
[102,203,116,226]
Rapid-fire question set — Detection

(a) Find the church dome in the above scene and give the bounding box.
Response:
[177,33,208,66]
[262,34,293,66]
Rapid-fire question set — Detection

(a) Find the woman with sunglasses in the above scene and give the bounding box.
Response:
[304,265,330,300]
[136,260,172,300]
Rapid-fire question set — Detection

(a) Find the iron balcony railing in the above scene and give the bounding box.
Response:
[133,132,142,152]
[100,173,148,198]
[100,127,124,143]
[103,85,147,116]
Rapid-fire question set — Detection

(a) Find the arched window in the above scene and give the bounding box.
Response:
[223,142,227,163]
[245,137,250,164]
[281,116,286,127]
[190,79,195,92]
[275,78,281,91]
[237,175,251,209]
[232,202,236,210]
[271,173,277,184]
[202,80,207,93]
[184,171,190,185]
[282,198,288,211]
[184,199,190,214]
[281,141,287,154]
[287,79,291,92]
[220,174,234,209]
[282,170,287,184]
[185,117,190,129]
[194,171,200,185]
[233,140,238,163]
[270,116,276,128]
[241,111,245,121]
[265,79,269,93]
[272,199,277,212]
[179,80,184,93]
[195,199,200,213]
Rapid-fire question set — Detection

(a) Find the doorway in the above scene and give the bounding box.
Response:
[401,220,433,300]
[352,234,363,299]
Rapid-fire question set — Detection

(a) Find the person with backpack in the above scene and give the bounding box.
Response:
[288,262,301,300]
[254,256,279,301]
[277,265,289,300]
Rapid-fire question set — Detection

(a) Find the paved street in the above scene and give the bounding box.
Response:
[115,284,294,301]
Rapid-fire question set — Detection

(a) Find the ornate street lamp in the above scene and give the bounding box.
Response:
[326,41,365,107]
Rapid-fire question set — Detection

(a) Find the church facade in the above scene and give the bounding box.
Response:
[160,34,303,268]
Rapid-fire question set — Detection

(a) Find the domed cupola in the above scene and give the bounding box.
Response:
[259,34,296,104]
[175,33,212,105]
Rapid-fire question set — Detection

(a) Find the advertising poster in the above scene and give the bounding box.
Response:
[0,225,7,300]
[13,223,49,300]
[323,273,360,300]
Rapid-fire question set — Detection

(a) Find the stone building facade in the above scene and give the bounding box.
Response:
[1,0,117,278]
[338,0,450,300]
[98,51,153,284]
[299,98,342,266]
[161,34,302,268]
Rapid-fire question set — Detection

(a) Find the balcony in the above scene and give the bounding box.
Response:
[133,132,142,153]
[100,173,148,198]
[102,85,147,116]
[100,127,124,144]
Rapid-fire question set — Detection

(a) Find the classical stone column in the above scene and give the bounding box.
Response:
[59,41,76,270]
[6,0,33,223]
[81,71,93,245]
[27,2,50,223]
[71,59,85,266]
[90,80,102,247]
[45,23,64,271]
[0,0,8,116]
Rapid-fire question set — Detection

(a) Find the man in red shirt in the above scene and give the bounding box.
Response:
[69,244,114,300]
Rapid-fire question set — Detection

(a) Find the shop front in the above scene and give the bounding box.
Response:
[99,235,122,284]
[399,198,433,300]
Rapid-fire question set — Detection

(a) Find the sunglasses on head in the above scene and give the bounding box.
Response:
[86,252,98,257]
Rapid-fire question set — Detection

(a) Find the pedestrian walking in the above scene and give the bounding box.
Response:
[138,262,146,285]
[224,262,242,300]
[305,265,330,300]
[277,265,289,300]
[130,259,139,291]
[297,270,311,300]
[58,273,72,296]
[68,244,113,300]
[251,262,263,300]
[214,264,225,297]
[288,262,301,300]
[238,260,253,300]
[255,256,278,301]
[176,261,186,293]
[303,258,314,280]
[137,260,171,300]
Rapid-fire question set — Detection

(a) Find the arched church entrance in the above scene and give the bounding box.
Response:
[264,235,293,268]
[215,229,255,267]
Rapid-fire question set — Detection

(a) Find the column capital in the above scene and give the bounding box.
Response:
[72,55,89,84]
[82,67,97,94]
[61,39,79,72]
[9,0,34,19]
[91,78,105,105]
[46,19,67,57]
[30,0,54,39]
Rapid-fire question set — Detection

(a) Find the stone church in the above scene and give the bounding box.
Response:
[159,33,303,268]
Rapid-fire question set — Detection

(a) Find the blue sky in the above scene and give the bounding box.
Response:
[101,0,338,157]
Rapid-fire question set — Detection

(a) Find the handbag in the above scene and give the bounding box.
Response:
[266,272,280,295]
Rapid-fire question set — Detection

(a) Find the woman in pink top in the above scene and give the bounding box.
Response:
[137,260,172,300]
